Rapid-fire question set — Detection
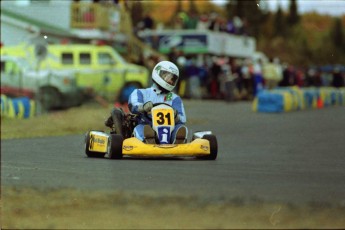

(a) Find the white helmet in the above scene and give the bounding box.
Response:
[152,61,179,92]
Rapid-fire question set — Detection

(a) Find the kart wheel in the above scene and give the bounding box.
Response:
[108,134,124,159]
[201,134,218,160]
[85,132,105,158]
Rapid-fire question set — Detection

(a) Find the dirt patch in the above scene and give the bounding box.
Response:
[2,187,345,229]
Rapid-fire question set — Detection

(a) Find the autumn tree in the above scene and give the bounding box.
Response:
[130,0,144,27]
[274,5,286,37]
[189,0,198,14]
[287,0,299,26]
[331,17,344,51]
[168,0,183,27]
[225,0,266,38]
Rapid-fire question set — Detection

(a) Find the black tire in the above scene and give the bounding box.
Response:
[38,87,62,111]
[108,134,124,159]
[200,134,218,160]
[85,132,106,158]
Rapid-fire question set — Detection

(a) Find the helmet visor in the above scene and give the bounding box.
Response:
[159,70,178,86]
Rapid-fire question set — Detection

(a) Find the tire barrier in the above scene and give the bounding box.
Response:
[253,87,345,113]
[0,94,36,119]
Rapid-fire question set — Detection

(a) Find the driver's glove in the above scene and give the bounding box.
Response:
[138,101,153,113]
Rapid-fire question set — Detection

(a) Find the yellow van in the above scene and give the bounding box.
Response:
[1,43,149,101]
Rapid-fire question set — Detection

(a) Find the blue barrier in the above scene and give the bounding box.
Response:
[253,87,345,113]
[0,94,36,119]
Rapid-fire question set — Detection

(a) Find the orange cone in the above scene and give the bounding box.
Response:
[317,96,324,109]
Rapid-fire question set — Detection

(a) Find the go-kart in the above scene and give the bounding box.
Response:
[85,103,218,160]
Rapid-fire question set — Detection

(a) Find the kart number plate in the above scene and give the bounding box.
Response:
[89,134,108,152]
[152,108,175,127]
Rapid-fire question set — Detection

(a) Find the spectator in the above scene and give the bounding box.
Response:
[176,53,187,96]
[143,14,154,30]
[198,61,209,99]
[234,58,245,100]
[185,11,198,29]
[222,57,237,102]
[295,68,305,87]
[226,18,236,34]
[178,11,189,29]
[233,16,243,34]
[209,56,222,99]
[262,57,282,90]
[168,47,180,64]
[280,64,296,87]
[241,58,254,99]
[208,13,219,31]
[305,68,316,86]
[332,67,345,87]
[184,56,201,99]
[173,15,184,29]
[217,56,229,99]
[196,14,209,31]
[313,68,322,87]
[252,58,264,96]
[320,70,331,86]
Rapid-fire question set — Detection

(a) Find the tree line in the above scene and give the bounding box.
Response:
[128,0,344,67]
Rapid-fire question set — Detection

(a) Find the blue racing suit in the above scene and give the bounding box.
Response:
[128,86,187,143]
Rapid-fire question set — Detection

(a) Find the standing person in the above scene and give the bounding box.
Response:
[209,56,221,99]
[262,57,282,90]
[241,58,254,99]
[105,61,188,144]
[185,56,201,99]
[252,58,264,97]
[332,67,344,88]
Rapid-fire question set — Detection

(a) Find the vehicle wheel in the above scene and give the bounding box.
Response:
[38,87,62,111]
[200,134,218,160]
[85,132,105,158]
[108,134,124,159]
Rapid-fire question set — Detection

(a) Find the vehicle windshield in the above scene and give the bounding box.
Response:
[111,49,126,64]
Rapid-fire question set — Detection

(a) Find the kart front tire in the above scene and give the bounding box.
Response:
[108,134,124,159]
[85,131,106,158]
[201,134,218,160]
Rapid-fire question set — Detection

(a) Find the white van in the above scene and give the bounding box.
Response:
[0,55,84,110]
[1,44,149,101]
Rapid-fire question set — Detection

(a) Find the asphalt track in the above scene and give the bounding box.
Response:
[2,100,345,204]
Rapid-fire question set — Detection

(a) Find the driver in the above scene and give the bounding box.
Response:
[105,60,188,144]
[129,60,187,144]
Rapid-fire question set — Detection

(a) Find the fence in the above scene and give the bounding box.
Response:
[70,2,165,63]
[70,2,109,30]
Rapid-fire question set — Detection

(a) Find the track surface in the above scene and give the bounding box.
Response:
[2,101,345,204]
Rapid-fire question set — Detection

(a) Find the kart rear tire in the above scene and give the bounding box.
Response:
[108,134,124,159]
[85,131,106,158]
[200,134,218,160]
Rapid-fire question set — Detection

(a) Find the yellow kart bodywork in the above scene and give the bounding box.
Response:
[122,137,211,157]
[85,131,212,158]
